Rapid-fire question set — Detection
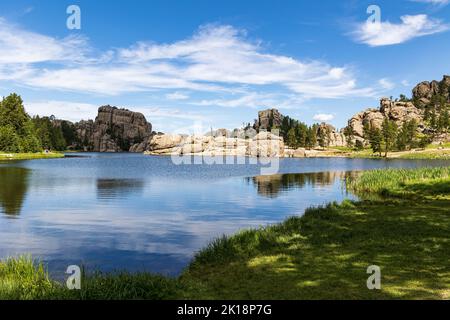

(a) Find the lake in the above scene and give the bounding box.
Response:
[0,153,448,279]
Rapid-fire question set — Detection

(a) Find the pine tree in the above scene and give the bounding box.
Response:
[382,118,398,157]
[306,126,317,150]
[441,108,450,131]
[287,128,297,148]
[343,126,354,148]
[363,122,384,156]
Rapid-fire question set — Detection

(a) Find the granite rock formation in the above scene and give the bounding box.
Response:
[144,131,284,157]
[254,109,283,131]
[316,123,347,147]
[347,98,425,143]
[412,75,450,107]
[74,106,152,152]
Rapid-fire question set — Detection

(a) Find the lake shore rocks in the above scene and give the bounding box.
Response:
[144,131,285,157]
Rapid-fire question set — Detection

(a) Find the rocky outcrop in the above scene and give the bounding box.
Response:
[74,106,152,152]
[254,109,283,131]
[347,98,424,142]
[346,75,450,144]
[412,75,450,107]
[144,131,284,157]
[316,123,347,147]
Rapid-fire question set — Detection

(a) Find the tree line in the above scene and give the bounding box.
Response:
[362,118,422,157]
[0,93,77,153]
[280,116,329,149]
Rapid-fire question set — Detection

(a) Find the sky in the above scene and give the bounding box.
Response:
[0,0,449,134]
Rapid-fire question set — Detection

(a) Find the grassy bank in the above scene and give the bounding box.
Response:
[1,167,449,300]
[0,256,180,300]
[348,167,450,199]
[396,149,450,160]
[311,144,450,160]
[0,152,64,161]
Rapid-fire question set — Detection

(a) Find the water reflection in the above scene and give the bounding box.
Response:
[97,179,145,200]
[248,171,354,198]
[0,167,30,216]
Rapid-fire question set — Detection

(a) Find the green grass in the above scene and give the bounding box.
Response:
[1,167,449,300]
[181,199,450,299]
[329,143,450,160]
[425,142,450,150]
[0,256,183,300]
[0,256,55,300]
[398,150,450,160]
[347,167,450,198]
[0,152,64,161]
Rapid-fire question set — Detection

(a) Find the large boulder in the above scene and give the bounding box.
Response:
[144,131,285,157]
[147,134,186,153]
[248,132,284,157]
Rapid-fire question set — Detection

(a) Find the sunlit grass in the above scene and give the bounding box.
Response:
[398,150,450,160]
[0,256,56,300]
[0,152,64,161]
[0,257,182,300]
[182,199,450,300]
[347,167,450,198]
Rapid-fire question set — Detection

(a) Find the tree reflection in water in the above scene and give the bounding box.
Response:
[0,167,30,216]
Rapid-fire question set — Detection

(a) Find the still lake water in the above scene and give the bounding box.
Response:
[0,153,449,278]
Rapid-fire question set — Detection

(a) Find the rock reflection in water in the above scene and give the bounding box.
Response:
[0,167,30,216]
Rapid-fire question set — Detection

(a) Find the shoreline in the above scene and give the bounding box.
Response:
[145,147,450,160]
[2,147,448,162]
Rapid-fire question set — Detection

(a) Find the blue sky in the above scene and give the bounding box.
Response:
[0,0,449,133]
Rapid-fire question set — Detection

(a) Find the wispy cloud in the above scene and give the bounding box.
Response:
[313,113,335,122]
[23,7,34,15]
[411,0,449,6]
[0,19,376,106]
[352,14,449,47]
[378,78,395,90]
[0,18,92,64]
[165,92,189,100]
[25,100,99,122]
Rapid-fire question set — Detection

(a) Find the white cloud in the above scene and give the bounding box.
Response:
[313,113,335,122]
[378,78,395,90]
[412,0,449,6]
[166,92,189,100]
[23,7,34,15]
[0,19,374,104]
[0,18,91,64]
[25,101,99,122]
[353,14,449,47]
